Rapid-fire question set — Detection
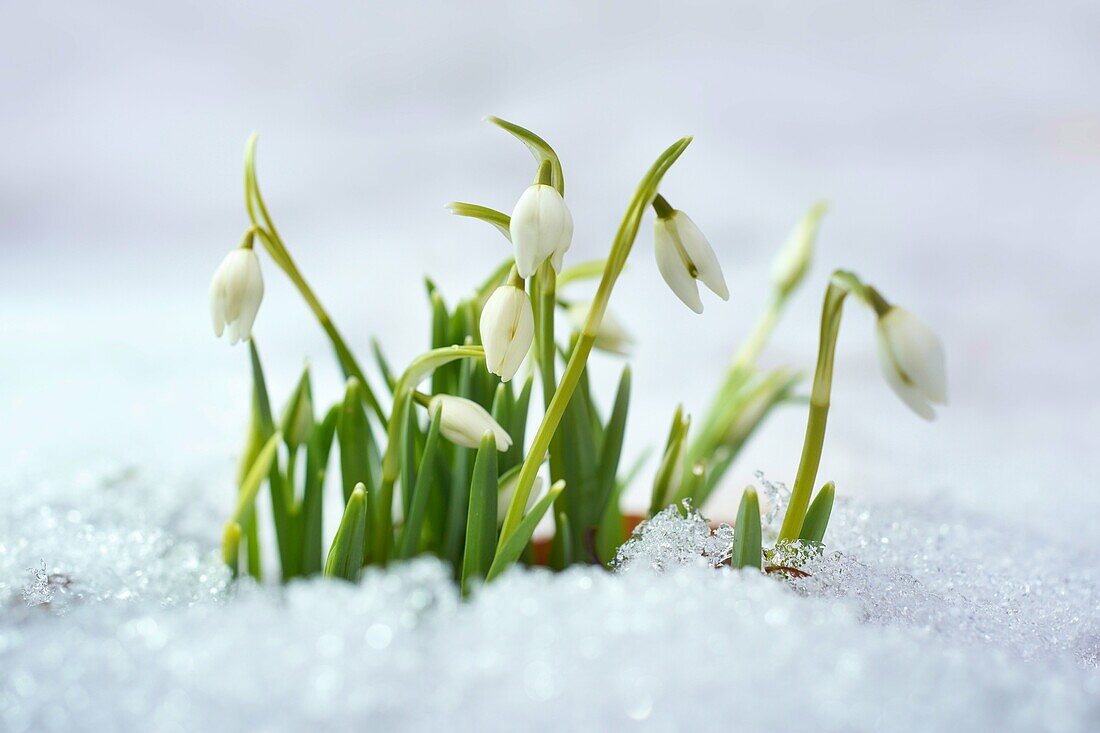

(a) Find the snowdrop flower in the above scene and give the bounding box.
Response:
[428,394,513,451]
[875,306,947,420]
[480,283,534,382]
[567,302,633,355]
[497,474,544,524]
[509,184,573,278]
[209,243,264,344]
[653,207,729,313]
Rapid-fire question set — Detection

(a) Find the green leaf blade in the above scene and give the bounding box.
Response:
[731,487,763,570]
[397,406,443,560]
[487,481,565,581]
[799,481,836,545]
[460,433,500,594]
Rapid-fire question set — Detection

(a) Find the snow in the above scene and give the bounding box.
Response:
[2,470,1098,732]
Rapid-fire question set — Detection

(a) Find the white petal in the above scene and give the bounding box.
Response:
[430,395,513,451]
[480,286,534,382]
[548,195,574,273]
[479,288,512,376]
[876,326,937,420]
[879,308,947,405]
[672,212,728,301]
[498,294,534,382]
[235,253,264,340]
[510,185,555,278]
[654,219,703,313]
[209,272,226,337]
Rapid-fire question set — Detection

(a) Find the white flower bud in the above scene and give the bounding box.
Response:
[497,473,544,524]
[771,201,827,298]
[480,285,534,382]
[509,184,573,278]
[428,394,513,451]
[209,247,264,344]
[653,210,729,314]
[875,307,947,420]
[567,302,633,355]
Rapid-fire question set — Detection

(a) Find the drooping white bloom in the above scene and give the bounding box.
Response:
[875,307,947,420]
[653,210,729,314]
[509,184,573,278]
[209,248,264,344]
[566,302,633,355]
[497,474,544,524]
[429,394,513,451]
[480,285,534,382]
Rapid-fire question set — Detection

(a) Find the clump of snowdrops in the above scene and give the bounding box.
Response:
[209,118,946,589]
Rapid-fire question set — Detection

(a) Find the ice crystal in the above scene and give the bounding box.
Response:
[20,563,54,607]
[612,501,734,571]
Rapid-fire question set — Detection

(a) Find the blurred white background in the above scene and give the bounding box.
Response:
[2,1,1098,543]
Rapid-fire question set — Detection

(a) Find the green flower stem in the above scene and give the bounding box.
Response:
[244,135,386,425]
[651,193,675,219]
[732,294,785,369]
[496,135,693,550]
[486,116,565,196]
[380,345,487,507]
[534,264,558,410]
[777,270,867,541]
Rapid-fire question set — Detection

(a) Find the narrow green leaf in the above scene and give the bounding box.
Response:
[324,484,367,581]
[556,258,608,289]
[247,340,276,434]
[485,116,565,195]
[445,202,512,241]
[649,406,690,516]
[509,374,534,464]
[243,511,262,581]
[221,521,242,575]
[594,366,631,523]
[731,487,763,570]
[279,363,314,452]
[300,403,339,575]
[397,406,443,560]
[548,511,574,570]
[228,431,282,526]
[680,461,707,505]
[400,397,420,519]
[490,383,517,473]
[338,378,374,504]
[371,337,397,394]
[430,292,451,395]
[460,433,500,594]
[693,368,801,505]
[556,380,598,558]
[594,480,626,566]
[799,481,836,544]
[487,481,565,581]
[475,258,516,304]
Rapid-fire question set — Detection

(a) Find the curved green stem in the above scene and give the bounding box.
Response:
[486,116,565,196]
[777,270,868,541]
[495,135,693,550]
[244,134,386,425]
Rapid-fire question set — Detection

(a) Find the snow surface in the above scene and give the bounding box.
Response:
[2,470,1097,732]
